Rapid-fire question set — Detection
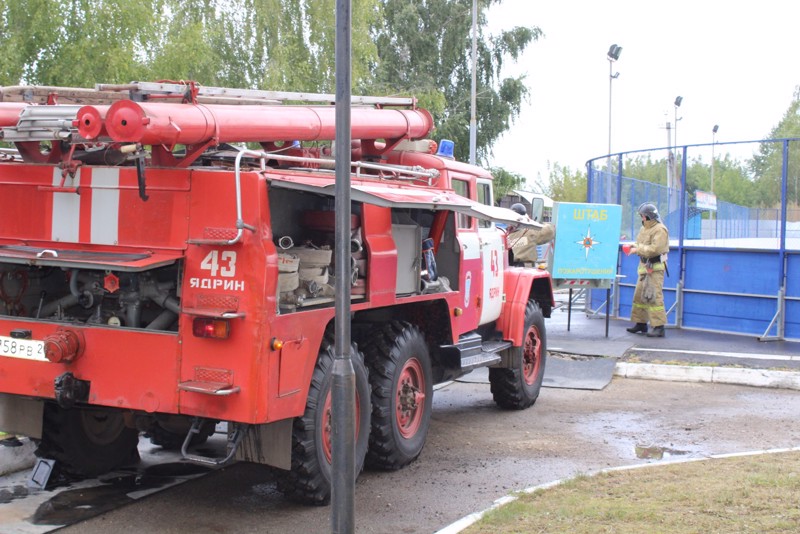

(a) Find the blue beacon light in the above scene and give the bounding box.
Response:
[436,139,455,158]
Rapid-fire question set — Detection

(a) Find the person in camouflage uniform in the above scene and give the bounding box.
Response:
[626,202,670,338]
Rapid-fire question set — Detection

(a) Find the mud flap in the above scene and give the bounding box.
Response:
[0,394,44,439]
[234,419,293,470]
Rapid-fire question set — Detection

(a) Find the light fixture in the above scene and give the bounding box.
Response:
[607,44,622,61]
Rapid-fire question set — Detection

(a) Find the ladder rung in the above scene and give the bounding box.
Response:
[96,82,415,107]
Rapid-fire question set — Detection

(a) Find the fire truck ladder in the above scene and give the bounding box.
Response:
[0,81,417,108]
[96,81,417,107]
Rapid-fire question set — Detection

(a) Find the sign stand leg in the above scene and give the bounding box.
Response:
[567,288,572,331]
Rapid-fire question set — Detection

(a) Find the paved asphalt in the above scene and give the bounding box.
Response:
[547,297,800,371]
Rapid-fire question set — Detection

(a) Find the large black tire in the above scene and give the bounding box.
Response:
[35,403,140,477]
[489,300,547,410]
[361,321,433,470]
[275,334,371,505]
[145,418,217,450]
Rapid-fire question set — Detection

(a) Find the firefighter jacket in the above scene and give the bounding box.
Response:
[508,222,555,264]
[635,219,669,274]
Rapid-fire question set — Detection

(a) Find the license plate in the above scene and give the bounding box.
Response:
[0,335,47,361]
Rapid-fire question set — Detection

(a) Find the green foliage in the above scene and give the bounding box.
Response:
[623,155,667,187]
[0,0,159,85]
[0,0,379,92]
[489,167,526,201]
[618,153,755,207]
[751,88,800,208]
[540,163,587,202]
[371,0,541,165]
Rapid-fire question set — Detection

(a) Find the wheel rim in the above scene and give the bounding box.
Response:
[79,409,127,446]
[396,357,426,439]
[522,324,542,386]
[322,389,361,464]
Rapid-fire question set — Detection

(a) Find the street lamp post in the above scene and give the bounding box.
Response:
[672,96,683,197]
[607,45,622,157]
[673,96,683,148]
[711,124,719,238]
[606,44,622,202]
[469,0,477,165]
[711,124,718,194]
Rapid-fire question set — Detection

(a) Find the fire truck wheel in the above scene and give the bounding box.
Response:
[35,403,140,477]
[145,418,217,450]
[362,321,433,470]
[489,300,547,410]
[275,334,370,505]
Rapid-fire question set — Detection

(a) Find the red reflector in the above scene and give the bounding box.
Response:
[192,318,230,339]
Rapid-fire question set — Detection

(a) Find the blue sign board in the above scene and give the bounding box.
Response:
[551,202,622,280]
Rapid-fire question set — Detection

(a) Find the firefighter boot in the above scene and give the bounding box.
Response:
[647,326,665,338]
[626,323,648,334]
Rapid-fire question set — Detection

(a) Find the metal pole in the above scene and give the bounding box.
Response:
[607,58,613,200]
[469,0,477,165]
[567,288,572,331]
[332,0,355,531]
[676,113,680,188]
[777,140,790,339]
[607,58,613,158]
[673,106,678,150]
[605,44,621,205]
[710,129,716,238]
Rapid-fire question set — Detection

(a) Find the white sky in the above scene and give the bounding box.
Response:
[486,0,800,189]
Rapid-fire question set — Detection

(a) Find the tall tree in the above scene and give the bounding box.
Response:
[489,167,525,201]
[751,87,800,208]
[0,0,380,93]
[372,0,541,165]
[541,163,587,202]
[0,0,161,86]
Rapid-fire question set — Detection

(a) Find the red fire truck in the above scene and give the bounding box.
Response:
[0,82,553,504]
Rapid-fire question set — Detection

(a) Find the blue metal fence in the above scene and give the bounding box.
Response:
[587,139,800,341]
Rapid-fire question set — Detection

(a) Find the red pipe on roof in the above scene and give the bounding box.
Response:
[0,103,28,128]
[77,100,434,146]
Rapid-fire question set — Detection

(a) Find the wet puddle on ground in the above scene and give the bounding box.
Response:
[0,437,223,534]
[30,462,212,525]
[634,444,690,460]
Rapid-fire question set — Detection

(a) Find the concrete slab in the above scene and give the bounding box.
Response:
[542,356,616,390]
[0,437,36,477]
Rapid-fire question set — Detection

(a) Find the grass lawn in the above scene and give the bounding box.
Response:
[464,450,800,533]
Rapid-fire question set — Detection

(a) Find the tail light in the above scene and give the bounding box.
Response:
[192,318,230,339]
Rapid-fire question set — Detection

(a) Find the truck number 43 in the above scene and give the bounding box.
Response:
[200,250,237,278]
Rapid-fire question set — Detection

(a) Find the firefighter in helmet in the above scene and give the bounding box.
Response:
[625,202,670,337]
[507,203,555,266]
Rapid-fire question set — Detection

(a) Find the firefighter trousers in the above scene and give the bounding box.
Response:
[631,269,666,327]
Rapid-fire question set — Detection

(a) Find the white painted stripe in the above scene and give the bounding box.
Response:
[632,346,798,361]
[90,168,120,245]
[51,168,80,242]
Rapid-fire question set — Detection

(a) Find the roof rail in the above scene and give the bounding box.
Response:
[0,82,416,108]
[97,81,416,107]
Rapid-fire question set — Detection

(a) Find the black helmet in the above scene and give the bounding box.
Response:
[510,203,527,216]
[638,202,660,221]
